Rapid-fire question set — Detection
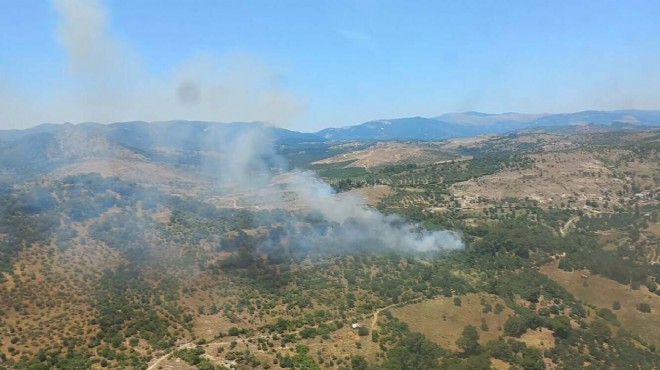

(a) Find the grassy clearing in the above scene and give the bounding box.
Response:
[519,328,555,351]
[540,261,660,346]
[390,293,513,350]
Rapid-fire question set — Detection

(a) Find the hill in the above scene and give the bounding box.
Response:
[0,120,326,182]
[317,109,660,140]
[0,121,658,370]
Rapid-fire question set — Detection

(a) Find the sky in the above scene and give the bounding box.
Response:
[1,0,660,132]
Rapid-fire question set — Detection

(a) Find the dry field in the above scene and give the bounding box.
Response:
[313,141,455,168]
[390,293,513,350]
[50,158,209,195]
[540,261,660,346]
[348,185,394,206]
[451,150,636,209]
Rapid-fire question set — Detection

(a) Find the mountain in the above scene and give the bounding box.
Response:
[0,120,326,180]
[315,117,464,141]
[2,110,660,179]
[317,109,660,140]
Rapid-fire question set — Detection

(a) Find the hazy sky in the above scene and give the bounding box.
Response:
[1,0,659,131]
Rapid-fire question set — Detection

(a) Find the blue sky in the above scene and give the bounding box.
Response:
[1,0,659,131]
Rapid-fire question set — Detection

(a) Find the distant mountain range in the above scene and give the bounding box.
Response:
[1,109,659,179]
[316,109,660,140]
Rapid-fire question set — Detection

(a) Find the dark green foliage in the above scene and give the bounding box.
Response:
[14,349,94,370]
[382,333,445,370]
[278,345,319,369]
[637,303,652,313]
[351,355,368,370]
[174,347,222,369]
[456,325,480,356]
[503,316,528,337]
[93,268,181,350]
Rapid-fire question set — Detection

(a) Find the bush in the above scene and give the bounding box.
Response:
[503,316,527,337]
[637,303,651,313]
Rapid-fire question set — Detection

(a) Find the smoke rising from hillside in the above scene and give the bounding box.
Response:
[14,0,464,254]
[190,124,464,253]
[284,171,464,252]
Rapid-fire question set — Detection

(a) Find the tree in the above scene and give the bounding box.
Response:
[351,355,368,370]
[591,319,611,341]
[456,325,480,356]
[519,347,544,370]
[637,303,651,313]
[645,280,657,293]
[612,300,621,310]
[466,352,492,370]
[504,316,527,337]
[382,333,443,370]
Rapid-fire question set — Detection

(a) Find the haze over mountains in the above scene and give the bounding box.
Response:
[317,109,660,140]
[2,109,660,180]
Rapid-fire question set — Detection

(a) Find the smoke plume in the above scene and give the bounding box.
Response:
[283,171,464,252]
[7,0,464,255]
[189,124,464,254]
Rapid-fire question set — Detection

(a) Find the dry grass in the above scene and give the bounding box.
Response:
[0,242,122,359]
[348,185,394,206]
[312,142,453,168]
[491,358,514,370]
[540,261,660,346]
[50,158,209,195]
[520,327,555,350]
[390,293,513,350]
[451,150,628,209]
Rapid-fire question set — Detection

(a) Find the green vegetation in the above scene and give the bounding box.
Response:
[1,129,659,369]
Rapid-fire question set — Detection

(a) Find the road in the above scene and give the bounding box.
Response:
[365,297,423,353]
[560,215,580,236]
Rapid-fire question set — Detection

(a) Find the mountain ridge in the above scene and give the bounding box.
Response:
[317,109,660,140]
[1,110,659,179]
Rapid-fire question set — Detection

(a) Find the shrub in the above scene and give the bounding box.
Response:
[637,303,651,313]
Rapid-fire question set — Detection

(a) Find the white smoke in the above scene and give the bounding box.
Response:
[6,0,464,254]
[283,171,464,252]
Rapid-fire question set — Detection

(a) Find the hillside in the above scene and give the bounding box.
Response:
[0,122,658,370]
